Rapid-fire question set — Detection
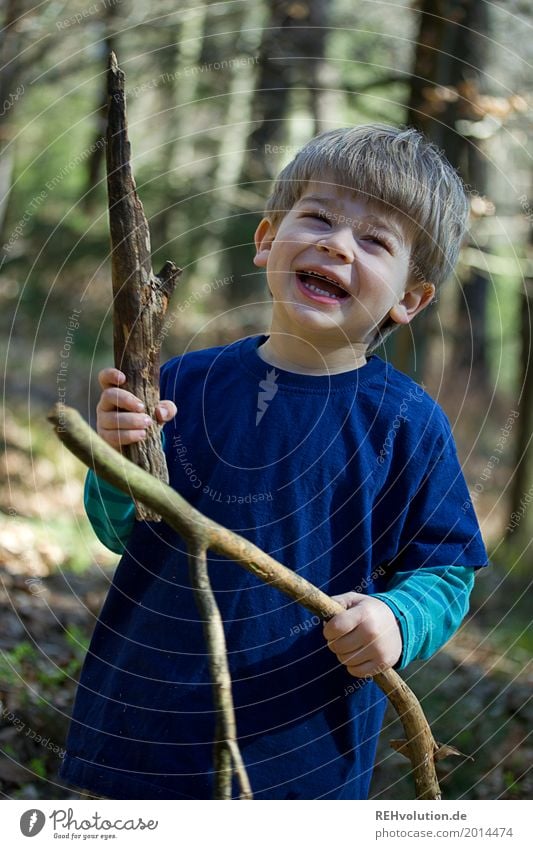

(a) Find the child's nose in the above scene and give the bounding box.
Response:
[316,234,354,263]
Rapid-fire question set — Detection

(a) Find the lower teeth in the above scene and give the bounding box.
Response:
[304,282,340,299]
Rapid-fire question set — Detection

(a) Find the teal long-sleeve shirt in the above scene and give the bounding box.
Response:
[84,469,475,670]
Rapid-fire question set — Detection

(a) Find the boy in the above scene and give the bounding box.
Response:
[60,124,488,800]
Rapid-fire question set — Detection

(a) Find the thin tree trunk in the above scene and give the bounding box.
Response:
[225,0,332,306]
[0,0,24,247]
[506,217,533,550]
[151,28,182,248]
[403,0,490,384]
[83,30,117,211]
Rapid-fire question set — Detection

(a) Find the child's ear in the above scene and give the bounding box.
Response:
[388,282,435,325]
[253,218,276,267]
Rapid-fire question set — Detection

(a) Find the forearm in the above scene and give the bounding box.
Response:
[371,564,474,670]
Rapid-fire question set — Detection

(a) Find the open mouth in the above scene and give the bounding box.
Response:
[296,270,350,302]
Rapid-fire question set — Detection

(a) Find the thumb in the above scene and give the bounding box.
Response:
[330,591,366,610]
[155,400,177,423]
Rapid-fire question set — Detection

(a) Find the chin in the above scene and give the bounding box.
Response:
[278,307,353,343]
[289,301,351,330]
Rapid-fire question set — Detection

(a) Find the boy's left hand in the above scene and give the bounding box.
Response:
[323,593,402,677]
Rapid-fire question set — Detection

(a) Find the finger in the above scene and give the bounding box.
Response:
[330,592,366,609]
[98,387,145,413]
[98,368,126,390]
[155,401,177,423]
[323,607,364,642]
[346,659,387,679]
[337,645,374,666]
[329,631,370,657]
[98,411,154,431]
[99,428,147,448]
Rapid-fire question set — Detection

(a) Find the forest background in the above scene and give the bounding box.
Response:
[0,0,531,801]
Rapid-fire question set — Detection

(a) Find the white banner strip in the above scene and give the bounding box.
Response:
[1,799,530,848]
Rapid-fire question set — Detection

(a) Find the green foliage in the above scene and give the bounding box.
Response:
[28,757,47,779]
[0,627,89,710]
[0,642,35,686]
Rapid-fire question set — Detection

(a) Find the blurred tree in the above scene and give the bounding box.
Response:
[506,211,533,553]
[81,1,120,211]
[396,0,492,383]
[163,0,251,264]
[150,27,182,248]
[1,0,55,247]
[224,0,332,305]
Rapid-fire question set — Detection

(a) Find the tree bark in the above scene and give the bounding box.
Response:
[0,0,25,247]
[404,0,491,384]
[83,23,118,211]
[106,52,182,521]
[224,0,332,306]
[506,216,533,550]
[150,27,182,248]
[48,403,467,801]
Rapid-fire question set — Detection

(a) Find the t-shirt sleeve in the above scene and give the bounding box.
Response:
[390,414,489,572]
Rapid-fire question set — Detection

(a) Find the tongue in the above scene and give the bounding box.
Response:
[299,272,346,297]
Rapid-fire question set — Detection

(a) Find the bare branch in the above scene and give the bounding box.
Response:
[48,403,451,799]
[106,51,182,521]
[188,540,253,800]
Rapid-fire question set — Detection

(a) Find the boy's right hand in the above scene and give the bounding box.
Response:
[96,368,177,451]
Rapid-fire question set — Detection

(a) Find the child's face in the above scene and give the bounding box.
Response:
[253,181,434,347]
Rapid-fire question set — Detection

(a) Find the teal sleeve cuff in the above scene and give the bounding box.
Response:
[83,430,168,554]
[371,564,475,670]
[84,469,136,554]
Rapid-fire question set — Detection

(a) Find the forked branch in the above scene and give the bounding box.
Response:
[49,404,446,800]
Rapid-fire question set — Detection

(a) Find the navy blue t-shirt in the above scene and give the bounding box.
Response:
[60,335,487,799]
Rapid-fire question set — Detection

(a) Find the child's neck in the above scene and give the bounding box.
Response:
[257,335,368,375]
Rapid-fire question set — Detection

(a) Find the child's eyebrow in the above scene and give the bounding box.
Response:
[296,194,337,207]
[364,214,406,246]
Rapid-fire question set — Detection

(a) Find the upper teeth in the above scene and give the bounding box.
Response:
[302,270,341,287]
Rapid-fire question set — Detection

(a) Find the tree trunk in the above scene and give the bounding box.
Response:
[0,0,25,248]
[224,0,332,306]
[151,28,182,248]
[82,25,117,212]
[402,0,490,385]
[506,217,533,552]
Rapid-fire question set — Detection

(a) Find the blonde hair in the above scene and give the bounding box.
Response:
[264,124,469,347]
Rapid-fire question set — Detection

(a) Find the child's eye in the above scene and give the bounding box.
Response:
[302,211,330,223]
[362,235,393,252]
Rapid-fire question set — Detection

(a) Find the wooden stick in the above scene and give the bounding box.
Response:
[48,404,445,799]
[106,51,181,521]
[187,541,253,800]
